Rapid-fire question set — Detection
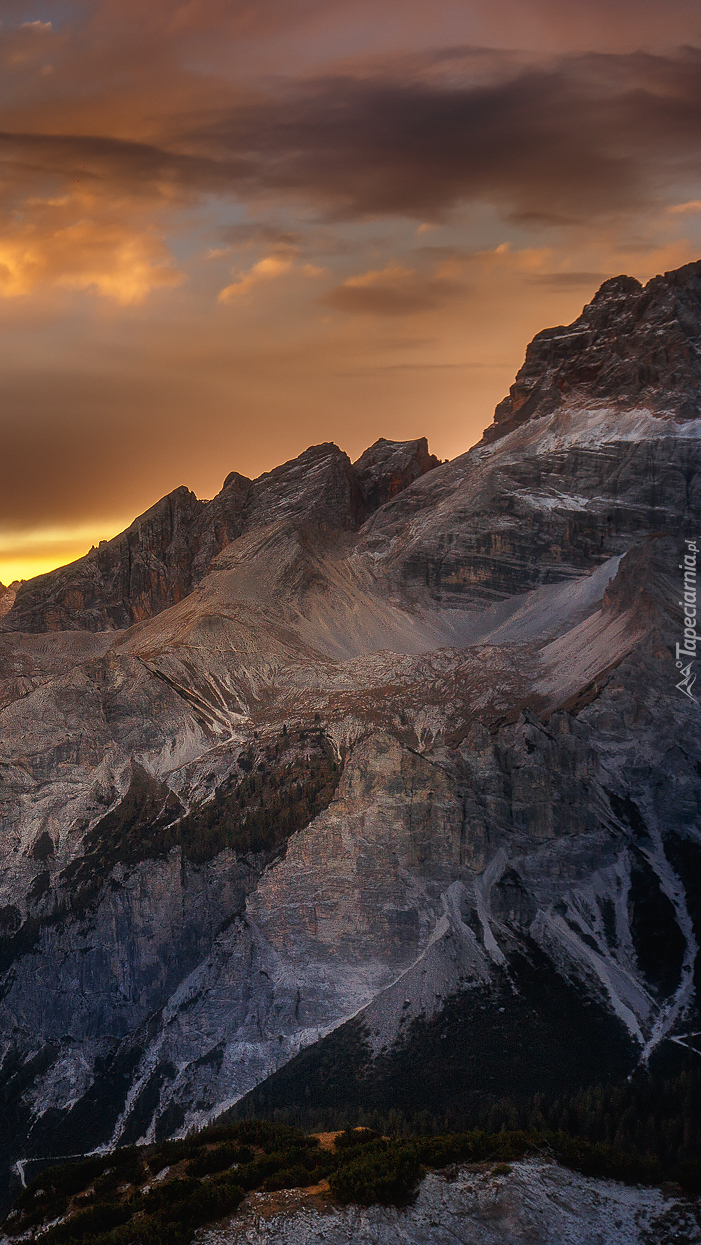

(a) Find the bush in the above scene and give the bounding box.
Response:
[262,1164,316,1191]
[550,1133,663,1186]
[16,1157,107,1212]
[329,1143,424,1205]
[3,1116,699,1245]
[187,1143,253,1176]
[201,1119,316,1153]
[148,1138,203,1174]
[44,1200,133,1245]
[675,1159,701,1197]
[334,1127,380,1150]
[142,1177,200,1214]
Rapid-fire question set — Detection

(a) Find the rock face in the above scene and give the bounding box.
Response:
[353,437,439,514]
[2,486,220,633]
[0,263,699,1207]
[486,261,701,443]
[1,441,438,634]
[0,584,18,621]
[199,1161,701,1245]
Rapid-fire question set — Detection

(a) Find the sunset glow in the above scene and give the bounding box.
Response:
[2,0,701,582]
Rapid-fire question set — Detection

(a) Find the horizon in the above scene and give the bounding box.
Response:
[0,429,450,586]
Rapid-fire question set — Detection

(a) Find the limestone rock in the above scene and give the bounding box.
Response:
[486,261,701,443]
[0,583,19,621]
[0,262,700,1204]
[199,1161,701,1245]
[0,439,440,633]
[353,436,439,516]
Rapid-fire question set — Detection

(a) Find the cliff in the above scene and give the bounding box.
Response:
[0,264,699,1212]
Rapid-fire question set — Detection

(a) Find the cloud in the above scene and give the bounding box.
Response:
[322,261,463,315]
[182,49,701,223]
[4,47,701,232]
[669,200,701,215]
[0,45,699,304]
[217,252,325,300]
[0,209,182,302]
[218,254,293,300]
[216,224,305,252]
[2,3,701,581]
[524,270,612,289]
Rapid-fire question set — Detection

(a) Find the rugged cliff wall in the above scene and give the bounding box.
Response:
[0,264,699,1208]
[486,260,701,442]
[1,441,438,634]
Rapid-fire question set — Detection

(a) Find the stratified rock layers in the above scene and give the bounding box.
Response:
[0,264,699,1205]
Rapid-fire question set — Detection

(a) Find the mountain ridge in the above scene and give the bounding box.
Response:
[1,439,439,635]
[0,262,699,1211]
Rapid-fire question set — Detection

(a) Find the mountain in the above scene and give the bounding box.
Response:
[1,438,438,634]
[0,263,699,1213]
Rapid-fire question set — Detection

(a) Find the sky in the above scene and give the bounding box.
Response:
[2,0,701,582]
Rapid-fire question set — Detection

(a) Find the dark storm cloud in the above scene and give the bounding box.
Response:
[186,48,701,222]
[4,48,701,226]
[0,130,244,207]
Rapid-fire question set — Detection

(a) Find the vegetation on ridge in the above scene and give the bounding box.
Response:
[59,727,340,902]
[5,1117,698,1245]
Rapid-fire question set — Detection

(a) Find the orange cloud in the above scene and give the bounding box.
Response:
[0,0,700,585]
[323,261,464,315]
[0,213,182,303]
[217,254,326,301]
[668,200,701,215]
[218,255,293,300]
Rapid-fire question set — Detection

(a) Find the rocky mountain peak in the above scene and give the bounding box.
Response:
[0,437,439,633]
[484,258,701,443]
[353,436,439,515]
[240,442,360,534]
[220,469,252,493]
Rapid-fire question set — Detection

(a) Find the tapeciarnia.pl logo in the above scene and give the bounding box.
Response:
[676,538,699,702]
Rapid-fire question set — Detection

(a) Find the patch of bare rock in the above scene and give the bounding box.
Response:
[198,1160,701,1245]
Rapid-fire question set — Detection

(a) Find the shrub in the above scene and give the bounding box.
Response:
[187,1143,253,1176]
[262,1164,315,1191]
[16,1157,107,1211]
[148,1139,199,1174]
[142,1177,200,1214]
[329,1144,424,1205]
[675,1159,701,1197]
[334,1127,380,1150]
[44,1200,133,1245]
[550,1133,663,1186]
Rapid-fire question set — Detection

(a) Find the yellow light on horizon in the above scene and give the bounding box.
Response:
[0,519,130,587]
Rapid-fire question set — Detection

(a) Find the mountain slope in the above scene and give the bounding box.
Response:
[0,264,699,1207]
[1,440,438,634]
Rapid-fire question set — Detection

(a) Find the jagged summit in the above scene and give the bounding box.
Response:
[484,258,701,443]
[1,436,438,634]
[7,258,701,634]
[353,436,439,513]
[0,261,699,1196]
